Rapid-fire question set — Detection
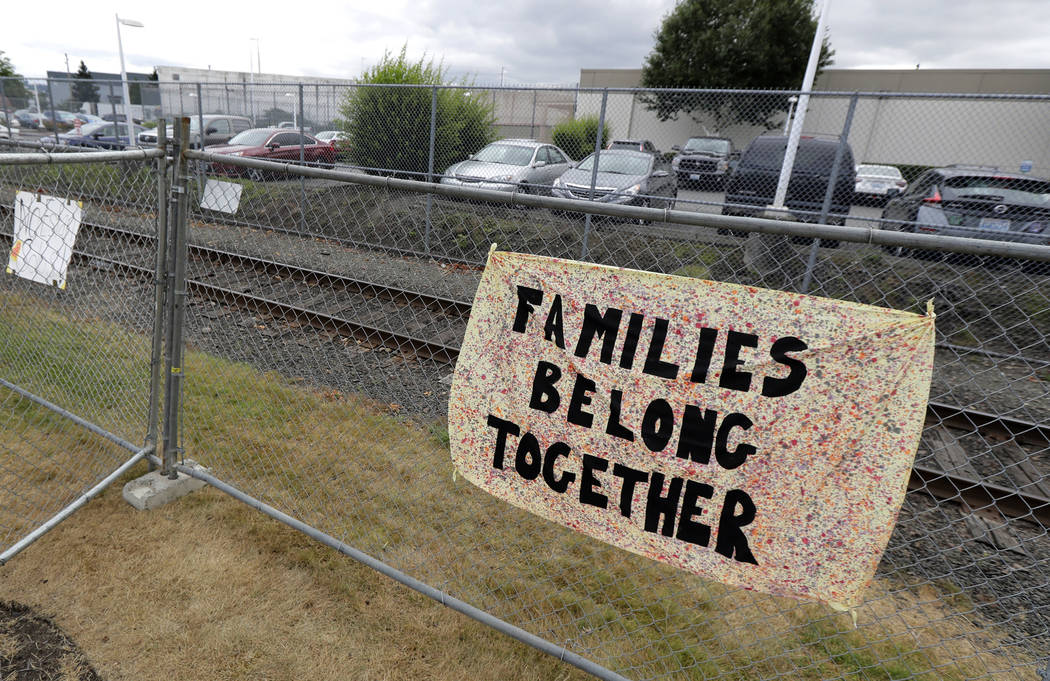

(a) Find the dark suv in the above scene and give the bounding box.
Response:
[721,135,856,225]
[880,166,1050,265]
[672,136,737,189]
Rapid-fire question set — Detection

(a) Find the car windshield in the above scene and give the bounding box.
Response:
[742,139,843,173]
[576,153,651,176]
[473,144,534,166]
[684,138,729,154]
[943,176,1050,204]
[858,165,900,177]
[227,130,273,146]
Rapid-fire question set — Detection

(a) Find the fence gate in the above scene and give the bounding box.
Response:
[0,144,166,561]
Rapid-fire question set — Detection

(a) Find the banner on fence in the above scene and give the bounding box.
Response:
[449,250,936,607]
[7,191,83,289]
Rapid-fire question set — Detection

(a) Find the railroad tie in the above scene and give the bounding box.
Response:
[922,425,1029,556]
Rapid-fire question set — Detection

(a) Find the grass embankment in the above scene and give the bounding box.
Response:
[0,291,1035,680]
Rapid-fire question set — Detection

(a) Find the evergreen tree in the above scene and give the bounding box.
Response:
[72,60,100,105]
[640,0,834,128]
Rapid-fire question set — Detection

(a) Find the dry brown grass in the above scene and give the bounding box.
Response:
[0,481,590,681]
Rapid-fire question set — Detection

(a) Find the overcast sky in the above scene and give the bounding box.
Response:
[3,0,1049,85]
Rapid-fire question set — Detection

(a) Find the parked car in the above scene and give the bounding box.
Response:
[55,122,149,149]
[276,121,312,132]
[0,113,19,141]
[42,110,78,124]
[880,166,1050,265]
[138,114,252,148]
[314,130,349,159]
[551,148,677,218]
[72,112,106,126]
[39,121,110,146]
[205,128,336,180]
[100,113,144,124]
[854,164,907,205]
[721,134,856,236]
[607,139,659,154]
[671,136,738,189]
[14,110,43,128]
[440,139,573,193]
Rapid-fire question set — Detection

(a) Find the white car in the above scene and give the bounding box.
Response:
[854,164,907,205]
[441,139,574,193]
[0,113,19,141]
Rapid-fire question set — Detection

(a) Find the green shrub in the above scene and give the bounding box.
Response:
[339,46,495,177]
[551,116,611,162]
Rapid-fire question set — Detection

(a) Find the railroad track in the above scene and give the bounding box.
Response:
[4,215,1049,529]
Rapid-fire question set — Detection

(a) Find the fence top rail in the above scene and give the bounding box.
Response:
[185,148,1050,263]
[7,75,1050,100]
[0,147,164,166]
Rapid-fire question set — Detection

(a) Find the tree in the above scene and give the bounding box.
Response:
[0,50,30,108]
[72,61,100,105]
[339,46,495,176]
[640,0,834,128]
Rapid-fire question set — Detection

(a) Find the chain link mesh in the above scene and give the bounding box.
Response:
[2,78,1048,680]
[0,151,161,552]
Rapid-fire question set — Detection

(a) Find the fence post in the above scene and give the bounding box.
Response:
[800,92,858,293]
[425,85,437,254]
[161,117,190,479]
[195,82,205,192]
[45,77,60,145]
[298,83,307,233]
[581,88,608,260]
[530,90,537,139]
[146,120,170,470]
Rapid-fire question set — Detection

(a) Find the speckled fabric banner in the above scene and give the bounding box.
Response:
[449,250,935,608]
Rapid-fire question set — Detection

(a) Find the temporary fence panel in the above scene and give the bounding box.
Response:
[0,147,165,558]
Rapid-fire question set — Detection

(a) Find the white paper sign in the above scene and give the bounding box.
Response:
[200,179,243,214]
[7,191,83,289]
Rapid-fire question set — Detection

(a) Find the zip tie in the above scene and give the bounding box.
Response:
[867,225,875,244]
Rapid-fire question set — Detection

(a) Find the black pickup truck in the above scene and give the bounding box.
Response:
[671,136,738,189]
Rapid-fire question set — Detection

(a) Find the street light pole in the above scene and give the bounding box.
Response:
[771,0,831,210]
[116,14,144,147]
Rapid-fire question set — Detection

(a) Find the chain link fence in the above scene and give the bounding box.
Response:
[0,147,163,560]
[1,80,1049,681]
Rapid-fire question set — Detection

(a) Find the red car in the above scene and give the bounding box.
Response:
[207,128,336,180]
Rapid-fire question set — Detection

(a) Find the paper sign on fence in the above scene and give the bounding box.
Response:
[448,250,935,608]
[7,191,83,289]
[200,179,243,214]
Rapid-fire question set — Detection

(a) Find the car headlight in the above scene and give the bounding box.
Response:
[494,174,514,182]
[625,184,642,195]
[553,177,564,188]
[671,157,680,169]
[717,160,728,171]
[227,151,244,157]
